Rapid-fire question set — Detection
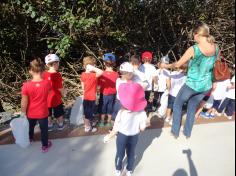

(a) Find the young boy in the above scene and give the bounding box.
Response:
[218,75,235,120]
[21,58,52,153]
[130,55,148,90]
[98,53,119,127]
[202,79,231,118]
[43,54,65,131]
[139,51,156,112]
[81,56,103,132]
[104,82,148,176]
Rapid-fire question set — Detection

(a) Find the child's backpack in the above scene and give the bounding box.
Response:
[70,96,84,126]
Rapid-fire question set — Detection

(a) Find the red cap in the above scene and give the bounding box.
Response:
[141,51,153,61]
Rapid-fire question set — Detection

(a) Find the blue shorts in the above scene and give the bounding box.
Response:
[48,104,64,118]
[83,100,96,120]
[167,95,176,109]
[102,94,116,115]
[112,99,121,121]
[213,100,222,111]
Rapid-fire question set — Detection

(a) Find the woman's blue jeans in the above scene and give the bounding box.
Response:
[172,84,209,138]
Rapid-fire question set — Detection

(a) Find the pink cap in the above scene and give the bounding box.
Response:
[118,82,147,112]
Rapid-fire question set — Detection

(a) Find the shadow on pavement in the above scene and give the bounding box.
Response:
[173,149,198,176]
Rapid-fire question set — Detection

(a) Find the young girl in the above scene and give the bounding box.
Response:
[104,82,148,176]
[81,56,103,132]
[112,62,134,122]
[43,54,65,131]
[165,66,187,124]
[21,58,52,153]
[98,53,119,127]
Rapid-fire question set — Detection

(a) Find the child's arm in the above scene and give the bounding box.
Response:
[86,65,103,77]
[166,78,171,91]
[21,95,28,117]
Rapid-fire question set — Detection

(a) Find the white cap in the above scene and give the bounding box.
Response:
[45,54,60,64]
[161,55,170,64]
[119,62,134,73]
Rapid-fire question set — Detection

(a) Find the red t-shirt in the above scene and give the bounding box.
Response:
[98,71,119,95]
[43,71,63,108]
[21,80,51,119]
[81,72,97,101]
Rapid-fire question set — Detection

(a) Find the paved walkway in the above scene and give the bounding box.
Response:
[0,122,235,176]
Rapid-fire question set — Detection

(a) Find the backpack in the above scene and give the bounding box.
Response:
[214,58,231,81]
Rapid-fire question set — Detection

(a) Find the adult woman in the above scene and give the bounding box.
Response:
[160,22,219,138]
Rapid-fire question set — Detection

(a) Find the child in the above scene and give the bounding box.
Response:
[81,56,103,132]
[153,56,171,112]
[165,66,187,124]
[112,62,134,122]
[139,51,156,112]
[21,58,52,153]
[104,82,148,176]
[98,53,119,127]
[218,75,235,120]
[202,79,231,118]
[43,54,65,131]
[130,55,148,90]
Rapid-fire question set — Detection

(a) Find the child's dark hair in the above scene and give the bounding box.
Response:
[104,60,116,68]
[29,58,45,73]
[130,55,140,66]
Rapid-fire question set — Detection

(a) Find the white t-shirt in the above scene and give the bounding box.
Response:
[133,69,148,89]
[154,69,170,92]
[116,78,127,100]
[212,79,231,100]
[169,71,186,97]
[139,63,157,91]
[226,76,235,99]
[113,110,147,136]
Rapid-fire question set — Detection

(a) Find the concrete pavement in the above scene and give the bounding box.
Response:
[0,122,235,176]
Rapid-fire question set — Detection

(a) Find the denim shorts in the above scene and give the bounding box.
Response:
[83,100,96,120]
[102,94,116,115]
[48,104,64,118]
[167,95,176,109]
[212,99,222,110]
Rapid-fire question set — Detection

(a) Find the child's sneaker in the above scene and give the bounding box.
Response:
[168,119,173,125]
[200,112,207,118]
[98,122,105,127]
[115,170,121,176]
[165,117,170,123]
[126,171,133,176]
[106,122,113,127]
[42,141,52,153]
[48,123,54,131]
[85,127,97,133]
[57,122,65,131]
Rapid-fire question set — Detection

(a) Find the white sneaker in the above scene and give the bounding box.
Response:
[169,119,173,125]
[227,116,232,120]
[165,117,170,123]
[115,170,121,176]
[126,171,133,176]
[85,127,97,133]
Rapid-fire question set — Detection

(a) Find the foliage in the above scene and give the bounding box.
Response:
[0,0,235,110]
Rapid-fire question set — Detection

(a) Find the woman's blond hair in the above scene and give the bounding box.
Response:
[193,22,215,44]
